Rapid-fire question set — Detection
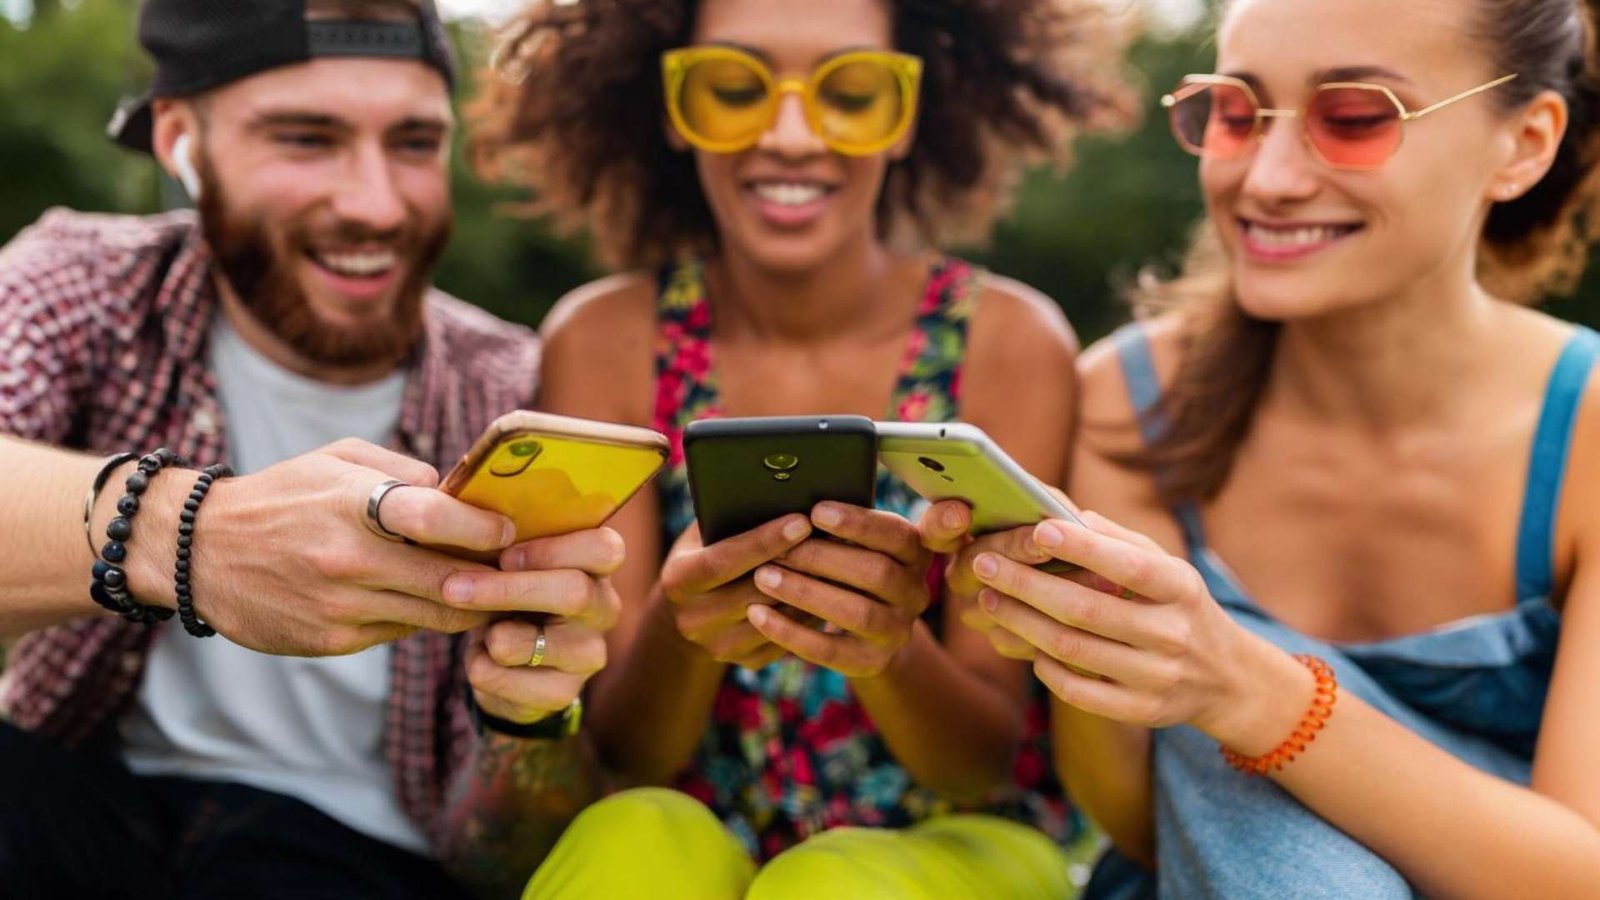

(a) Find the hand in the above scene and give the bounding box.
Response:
[920,500,1049,661]
[182,439,521,656]
[969,510,1262,739]
[464,527,625,724]
[659,515,814,670]
[746,502,933,679]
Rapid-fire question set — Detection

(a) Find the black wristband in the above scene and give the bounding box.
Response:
[174,464,232,638]
[89,448,184,625]
[465,684,582,741]
[84,452,137,560]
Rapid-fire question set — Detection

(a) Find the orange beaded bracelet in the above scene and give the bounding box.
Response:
[1220,654,1339,776]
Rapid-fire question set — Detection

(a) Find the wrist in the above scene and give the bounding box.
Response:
[848,619,929,687]
[1194,633,1313,757]
[96,460,190,613]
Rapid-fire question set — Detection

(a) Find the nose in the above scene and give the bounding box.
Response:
[1239,115,1323,204]
[756,88,827,158]
[330,140,407,236]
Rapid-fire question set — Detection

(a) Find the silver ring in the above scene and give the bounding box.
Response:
[527,627,547,668]
[364,480,409,543]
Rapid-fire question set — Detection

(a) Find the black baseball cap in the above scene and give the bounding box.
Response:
[108,0,457,154]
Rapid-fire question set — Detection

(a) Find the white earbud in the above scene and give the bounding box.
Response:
[172,133,202,202]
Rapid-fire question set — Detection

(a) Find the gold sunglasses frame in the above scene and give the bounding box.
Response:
[661,45,924,157]
[1160,72,1519,171]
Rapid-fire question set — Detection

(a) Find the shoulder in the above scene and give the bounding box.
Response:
[965,269,1080,365]
[1077,314,1185,442]
[537,272,660,424]
[0,208,197,315]
[422,289,542,400]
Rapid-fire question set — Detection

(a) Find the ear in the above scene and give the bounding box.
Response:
[663,113,690,152]
[150,98,194,179]
[1489,88,1566,203]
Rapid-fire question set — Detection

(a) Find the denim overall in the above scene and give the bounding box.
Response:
[1086,325,1599,898]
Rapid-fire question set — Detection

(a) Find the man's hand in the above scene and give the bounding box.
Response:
[468,527,626,724]
[158,439,524,656]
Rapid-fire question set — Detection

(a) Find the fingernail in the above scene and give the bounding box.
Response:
[499,519,517,548]
[501,547,524,571]
[1036,521,1065,549]
[812,504,842,528]
[782,517,810,541]
[979,589,999,613]
[754,567,782,590]
[747,605,770,627]
[444,577,473,605]
[974,553,999,579]
[942,504,965,529]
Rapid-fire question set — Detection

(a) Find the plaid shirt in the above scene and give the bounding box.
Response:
[0,208,541,850]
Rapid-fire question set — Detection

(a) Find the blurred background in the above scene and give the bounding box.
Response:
[3,0,1596,343]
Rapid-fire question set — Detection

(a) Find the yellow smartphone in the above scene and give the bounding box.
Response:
[439,411,669,547]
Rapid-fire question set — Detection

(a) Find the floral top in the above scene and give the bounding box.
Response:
[651,256,1071,859]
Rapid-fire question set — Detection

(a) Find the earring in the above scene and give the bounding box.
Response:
[1501,183,1520,200]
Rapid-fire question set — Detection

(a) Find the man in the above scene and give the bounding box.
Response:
[0,1,611,897]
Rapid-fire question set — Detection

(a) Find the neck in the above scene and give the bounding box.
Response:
[707,238,914,344]
[1266,255,1501,432]
[213,276,403,387]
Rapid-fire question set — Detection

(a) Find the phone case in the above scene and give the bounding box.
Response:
[440,411,669,544]
[876,421,1079,535]
[684,416,878,544]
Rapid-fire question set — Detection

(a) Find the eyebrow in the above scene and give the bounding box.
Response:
[704,41,884,67]
[246,111,451,136]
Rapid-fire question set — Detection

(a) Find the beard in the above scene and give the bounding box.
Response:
[194,149,452,370]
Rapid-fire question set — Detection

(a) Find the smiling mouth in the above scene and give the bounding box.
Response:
[1239,219,1364,251]
[748,181,836,207]
[307,248,399,279]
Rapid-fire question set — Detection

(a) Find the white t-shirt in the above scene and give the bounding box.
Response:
[119,315,428,854]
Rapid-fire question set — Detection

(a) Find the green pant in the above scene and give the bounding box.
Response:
[524,788,1073,899]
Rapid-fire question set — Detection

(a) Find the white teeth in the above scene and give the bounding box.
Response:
[753,182,827,207]
[1245,224,1354,248]
[315,250,397,277]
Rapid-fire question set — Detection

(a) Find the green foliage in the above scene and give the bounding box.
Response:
[0,2,1594,344]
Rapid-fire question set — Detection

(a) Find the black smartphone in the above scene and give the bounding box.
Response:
[684,415,878,545]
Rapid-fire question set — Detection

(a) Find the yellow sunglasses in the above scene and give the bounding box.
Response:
[661,45,923,157]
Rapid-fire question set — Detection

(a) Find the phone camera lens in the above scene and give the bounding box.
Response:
[763,453,800,472]
[509,441,540,458]
[917,456,945,473]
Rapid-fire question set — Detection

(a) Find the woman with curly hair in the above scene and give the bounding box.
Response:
[471,0,1131,894]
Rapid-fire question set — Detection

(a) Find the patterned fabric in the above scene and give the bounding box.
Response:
[0,208,541,851]
[651,256,1070,859]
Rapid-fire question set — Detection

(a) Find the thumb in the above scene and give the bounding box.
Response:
[917,500,972,555]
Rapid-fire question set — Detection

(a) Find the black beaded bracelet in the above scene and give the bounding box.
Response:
[89,448,185,625]
[84,452,137,560]
[174,463,232,638]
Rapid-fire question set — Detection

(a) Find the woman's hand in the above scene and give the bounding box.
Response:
[658,515,814,670]
[915,499,1051,662]
[962,509,1262,741]
[746,502,934,679]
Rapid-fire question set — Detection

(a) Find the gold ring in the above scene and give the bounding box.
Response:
[527,627,548,668]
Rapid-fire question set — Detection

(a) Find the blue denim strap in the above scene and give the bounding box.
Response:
[1515,327,1600,604]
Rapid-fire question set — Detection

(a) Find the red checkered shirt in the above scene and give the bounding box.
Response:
[0,208,541,850]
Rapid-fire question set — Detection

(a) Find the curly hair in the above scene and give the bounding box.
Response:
[468,0,1136,271]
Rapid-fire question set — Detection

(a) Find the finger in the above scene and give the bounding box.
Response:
[747,605,867,674]
[729,645,787,670]
[1033,655,1161,726]
[1078,510,1166,555]
[705,622,778,665]
[970,553,1150,645]
[917,500,973,555]
[321,438,440,488]
[502,527,627,577]
[777,539,926,611]
[467,642,587,723]
[665,515,813,596]
[948,526,1052,596]
[753,567,901,644]
[483,619,607,676]
[957,601,1036,661]
[810,504,926,568]
[375,487,515,552]
[978,590,1162,687]
[350,590,491,635]
[1031,518,1197,605]
[441,568,606,620]
[674,580,774,636]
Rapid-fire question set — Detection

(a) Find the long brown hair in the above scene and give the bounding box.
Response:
[1126,0,1600,506]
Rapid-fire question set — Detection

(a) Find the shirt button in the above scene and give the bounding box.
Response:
[119,350,139,371]
[413,434,435,460]
[122,652,141,673]
[193,409,218,436]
